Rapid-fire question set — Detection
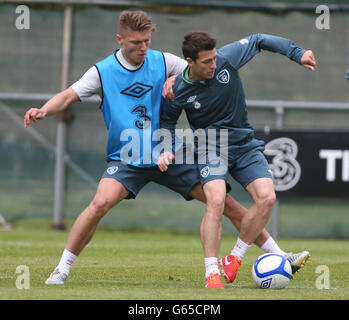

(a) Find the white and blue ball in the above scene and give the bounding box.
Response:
[252,253,292,289]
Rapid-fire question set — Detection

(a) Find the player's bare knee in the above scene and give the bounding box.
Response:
[255,192,276,214]
[207,195,225,215]
[268,192,277,208]
[90,196,109,217]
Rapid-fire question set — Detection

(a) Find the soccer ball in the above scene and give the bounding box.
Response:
[252,253,292,289]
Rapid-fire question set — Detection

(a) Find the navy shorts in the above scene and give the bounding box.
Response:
[101,160,201,200]
[198,143,272,189]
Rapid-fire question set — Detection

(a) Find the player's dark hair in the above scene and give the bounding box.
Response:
[182,31,217,61]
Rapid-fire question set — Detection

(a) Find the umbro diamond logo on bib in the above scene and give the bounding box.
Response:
[216,69,230,84]
[121,82,153,98]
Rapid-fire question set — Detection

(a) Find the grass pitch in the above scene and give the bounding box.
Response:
[0,219,348,300]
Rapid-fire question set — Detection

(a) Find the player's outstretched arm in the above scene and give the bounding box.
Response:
[220,34,309,70]
[24,88,79,128]
[300,50,316,71]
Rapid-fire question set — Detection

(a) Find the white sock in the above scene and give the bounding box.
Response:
[260,236,286,256]
[57,249,77,276]
[231,237,251,260]
[204,257,220,278]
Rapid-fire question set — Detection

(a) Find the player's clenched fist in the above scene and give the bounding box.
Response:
[24,108,47,128]
[162,75,177,100]
[300,50,316,71]
[158,152,175,172]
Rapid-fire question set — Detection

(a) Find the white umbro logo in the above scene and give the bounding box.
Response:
[268,169,273,177]
[239,38,249,45]
[187,95,197,103]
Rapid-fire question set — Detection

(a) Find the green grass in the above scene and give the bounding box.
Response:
[1,219,349,300]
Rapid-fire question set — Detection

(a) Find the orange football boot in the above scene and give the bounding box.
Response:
[218,255,242,283]
[205,272,225,289]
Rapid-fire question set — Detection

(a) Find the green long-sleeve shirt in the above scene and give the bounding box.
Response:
[161,33,306,160]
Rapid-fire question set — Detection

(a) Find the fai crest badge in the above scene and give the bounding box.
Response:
[216,69,230,84]
[200,166,210,178]
[107,166,118,175]
[193,101,201,109]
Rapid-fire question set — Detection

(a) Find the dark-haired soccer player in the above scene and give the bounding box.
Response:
[159,31,314,288]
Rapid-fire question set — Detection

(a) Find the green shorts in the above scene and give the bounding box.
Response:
[198,140,272,189]
[101,160,201,200]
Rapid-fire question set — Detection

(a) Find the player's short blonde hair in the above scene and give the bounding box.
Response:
[118,10,156,35]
